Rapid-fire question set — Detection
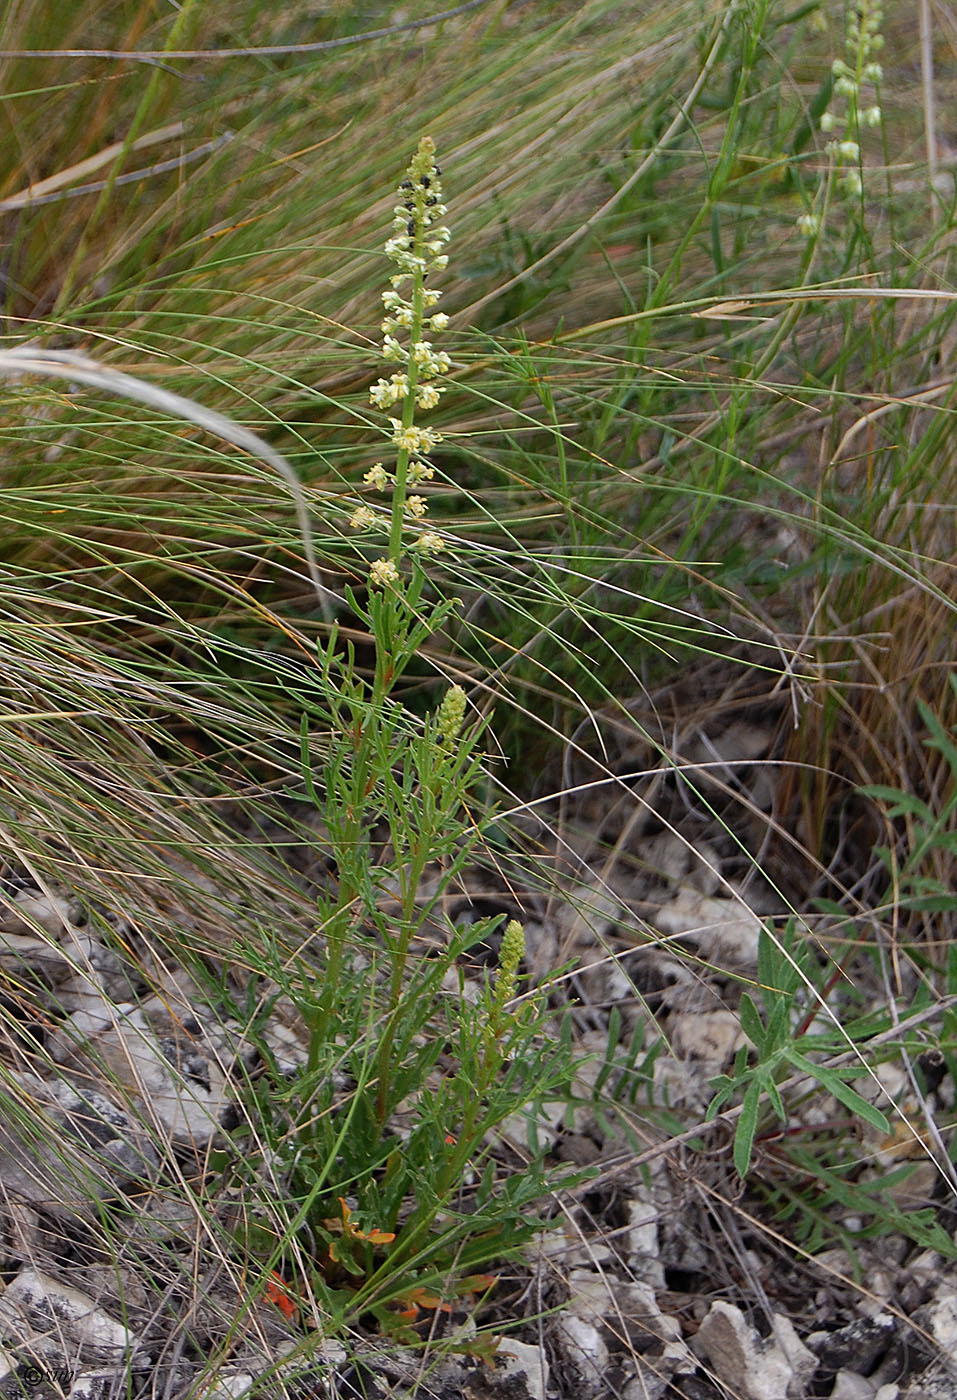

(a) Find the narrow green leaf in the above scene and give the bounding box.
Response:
[734,1079,763,1177]
[706,1076,735,1121]
[765,996,792,1052]
[738,993,765,1049]
[858,784,934,823]
[766,1078,786,1123]
[788,1051,889,1133]
[757,926,778,993]
[917,698,957,777]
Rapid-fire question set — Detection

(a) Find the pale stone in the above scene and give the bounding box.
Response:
[692,1300,816,1400]
[919,1289,957,1351]
[830,1371,877,1398]
[621,1341,696,1399]
[197,1373,255,1400]
[0,1268,148,1369]
[654,890,762,969]
[688,840,722,895]
[564,1270,681,1352]
[497,1338,549,1400]
[625,1193,665,1287]
[555,1312,609,1391]
[0,1072,160,1221]
[51,997,231,1145]
[643,831,693,884]
[3,891,73,937]
[670,1008,744,1066]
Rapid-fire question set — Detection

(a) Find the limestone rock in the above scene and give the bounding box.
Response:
[51,995,232,1145]
[691,1300,816,1400]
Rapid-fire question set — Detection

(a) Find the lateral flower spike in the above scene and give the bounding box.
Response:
[367,135,451,582]
[490,919,526,1031]
[437,683,467,743]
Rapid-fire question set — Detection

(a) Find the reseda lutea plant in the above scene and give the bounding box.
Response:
[244,139,579,1331]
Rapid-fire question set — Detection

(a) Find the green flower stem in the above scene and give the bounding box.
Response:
[387,268,425,565]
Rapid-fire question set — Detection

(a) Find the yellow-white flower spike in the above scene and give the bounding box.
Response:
[369,137,452,566]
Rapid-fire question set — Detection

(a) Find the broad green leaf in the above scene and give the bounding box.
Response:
[907,895,957,913]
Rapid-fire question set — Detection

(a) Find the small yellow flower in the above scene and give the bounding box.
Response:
[407,459,434,484]
[369,375,409,408]
[364,461,390,490]
[350,505,377,530]
[392,425,422,454]
[414,531,445,553]
[413,348,451,378]
[417,426,442,451]
[368,139,451,569]
[381,307,414,332]
[370,558,399,585]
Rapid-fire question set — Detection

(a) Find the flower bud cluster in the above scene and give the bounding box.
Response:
[437,684,467,743]
[798,0,884,232]
[354,137,451,578]
[488,919,526,1036]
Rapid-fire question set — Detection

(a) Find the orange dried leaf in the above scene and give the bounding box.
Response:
[364,1228,396,1246]
[264,1272,299,1322]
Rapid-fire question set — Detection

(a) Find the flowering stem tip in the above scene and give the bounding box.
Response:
[355,137,452,581]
